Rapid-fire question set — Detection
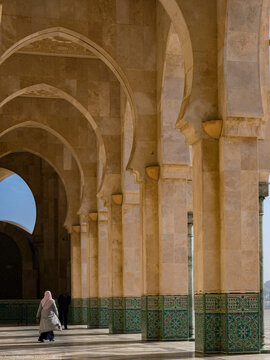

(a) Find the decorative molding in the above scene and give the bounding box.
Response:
[98,211,108,222]
[18,35,97,59]
[223,117,263,138]
[145,166,160,181]
[89,212,98,221]
[111,194,123,205]
[123,192,140,205]
[160,164,191,180]
[202,119,222,139]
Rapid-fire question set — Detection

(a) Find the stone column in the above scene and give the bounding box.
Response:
[141,166,160,340]
[158,165,190,341]
[80,215,89,325]
[122,192,142,333]
[108,194,124,333]
[259,182,269,349]
[97,210,109,328]
[88,212,99,328]
[193,137,261,354]
[187,211,194,339]
[70,225,81,324]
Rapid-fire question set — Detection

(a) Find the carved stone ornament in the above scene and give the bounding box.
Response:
[145,165,160,181]
[89,212,98,221]
[111,194,123,205]
[202,120,223,139]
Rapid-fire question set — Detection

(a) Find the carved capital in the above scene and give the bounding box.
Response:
[111,193,123,205]
[223,117,263,138]
[145,165,160,181]
[89,212,98,221]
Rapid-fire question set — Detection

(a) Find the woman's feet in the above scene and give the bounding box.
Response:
[38,339,44,343]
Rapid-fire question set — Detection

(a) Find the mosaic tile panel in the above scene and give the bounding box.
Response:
[161,295,189,340]
[195,293,260,354]
[88,298,99,328]
[69,299,82,325]
[98,297,109,328]
[123,297,141,333]
[81,299,88,325]
[109,297,124,334]
[142,295,189,341]
[0,300,39,325]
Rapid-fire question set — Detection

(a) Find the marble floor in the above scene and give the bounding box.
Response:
[2,312,270,360]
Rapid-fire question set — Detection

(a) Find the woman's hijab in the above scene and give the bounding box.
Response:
[41,290,54,310]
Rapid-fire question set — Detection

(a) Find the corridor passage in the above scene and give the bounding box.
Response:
[1,312,270,360]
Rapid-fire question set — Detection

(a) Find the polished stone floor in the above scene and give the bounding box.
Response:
[2,311,270,360]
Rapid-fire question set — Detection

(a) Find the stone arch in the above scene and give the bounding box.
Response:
[160,23,190,165]
[0,27,138,181]
[158,0,193,125]
[0,83,104,197]
[0,128,80,231]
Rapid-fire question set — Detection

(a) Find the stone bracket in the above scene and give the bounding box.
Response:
[202,120,222,139]
[89,212,98,221]
[145,165,160,181]
[111,194,123,205]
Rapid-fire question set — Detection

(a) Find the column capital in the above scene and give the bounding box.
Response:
[160,164,191,180]
[145,165,160,181]
[98,210,108,222]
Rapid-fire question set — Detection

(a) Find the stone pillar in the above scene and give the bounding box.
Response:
[80,215,89,325]
[188,212,194,339]
[108,194,124,333]
[97,210,109,328]
[259,182,269,349]
[193,137,260,354]
[88,212,99,328]
[141,166,160,340]
[122,192,142,333]
[70,225,81,324]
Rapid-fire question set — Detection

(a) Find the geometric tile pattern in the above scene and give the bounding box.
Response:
[98,297,109,328]
[69,298,82,325]
[88,298,99,328]
[109,297,141,334]
[195,293,260,354]
[81,299,88,325]
[142,295,189,341]
[123,297,141,333]
[0,300,39,325]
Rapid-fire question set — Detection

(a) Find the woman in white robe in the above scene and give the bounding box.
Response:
[36,290,62,342]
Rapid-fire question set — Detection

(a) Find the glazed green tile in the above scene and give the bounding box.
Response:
[123,297,141,333]
[194,293,260,354]
[98,298,109,328]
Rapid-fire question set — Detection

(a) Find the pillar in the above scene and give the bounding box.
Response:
[88,212,99,328]
[259,182,269,348]
[80,215,89,325]
[194,137,260,354]
[97,210,109,328]
[141,167,159,340]
[108,194,124,333]
[70,226,81,324]
[122,192,142,333]
[141,165,191,341]
[188,212,194,339]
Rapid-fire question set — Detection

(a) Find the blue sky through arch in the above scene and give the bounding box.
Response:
[0,174,36,233]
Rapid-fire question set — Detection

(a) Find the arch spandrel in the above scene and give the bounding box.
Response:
[0,127,81,231]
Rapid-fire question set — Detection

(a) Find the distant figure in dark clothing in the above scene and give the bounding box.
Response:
[58,292,71,329]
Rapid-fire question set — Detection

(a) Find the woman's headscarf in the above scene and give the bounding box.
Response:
[41,290,54,309]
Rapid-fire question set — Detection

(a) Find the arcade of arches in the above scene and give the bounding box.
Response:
[0,0,270,356]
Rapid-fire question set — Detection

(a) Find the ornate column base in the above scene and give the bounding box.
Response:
[87,298,99,328]
[142,295,189,341]
[109,297,142,333]
[195,293,260,354]
[109,297,124,333]
[69,299,82,325]
[98,298,109,328]
[123,297,141,333]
